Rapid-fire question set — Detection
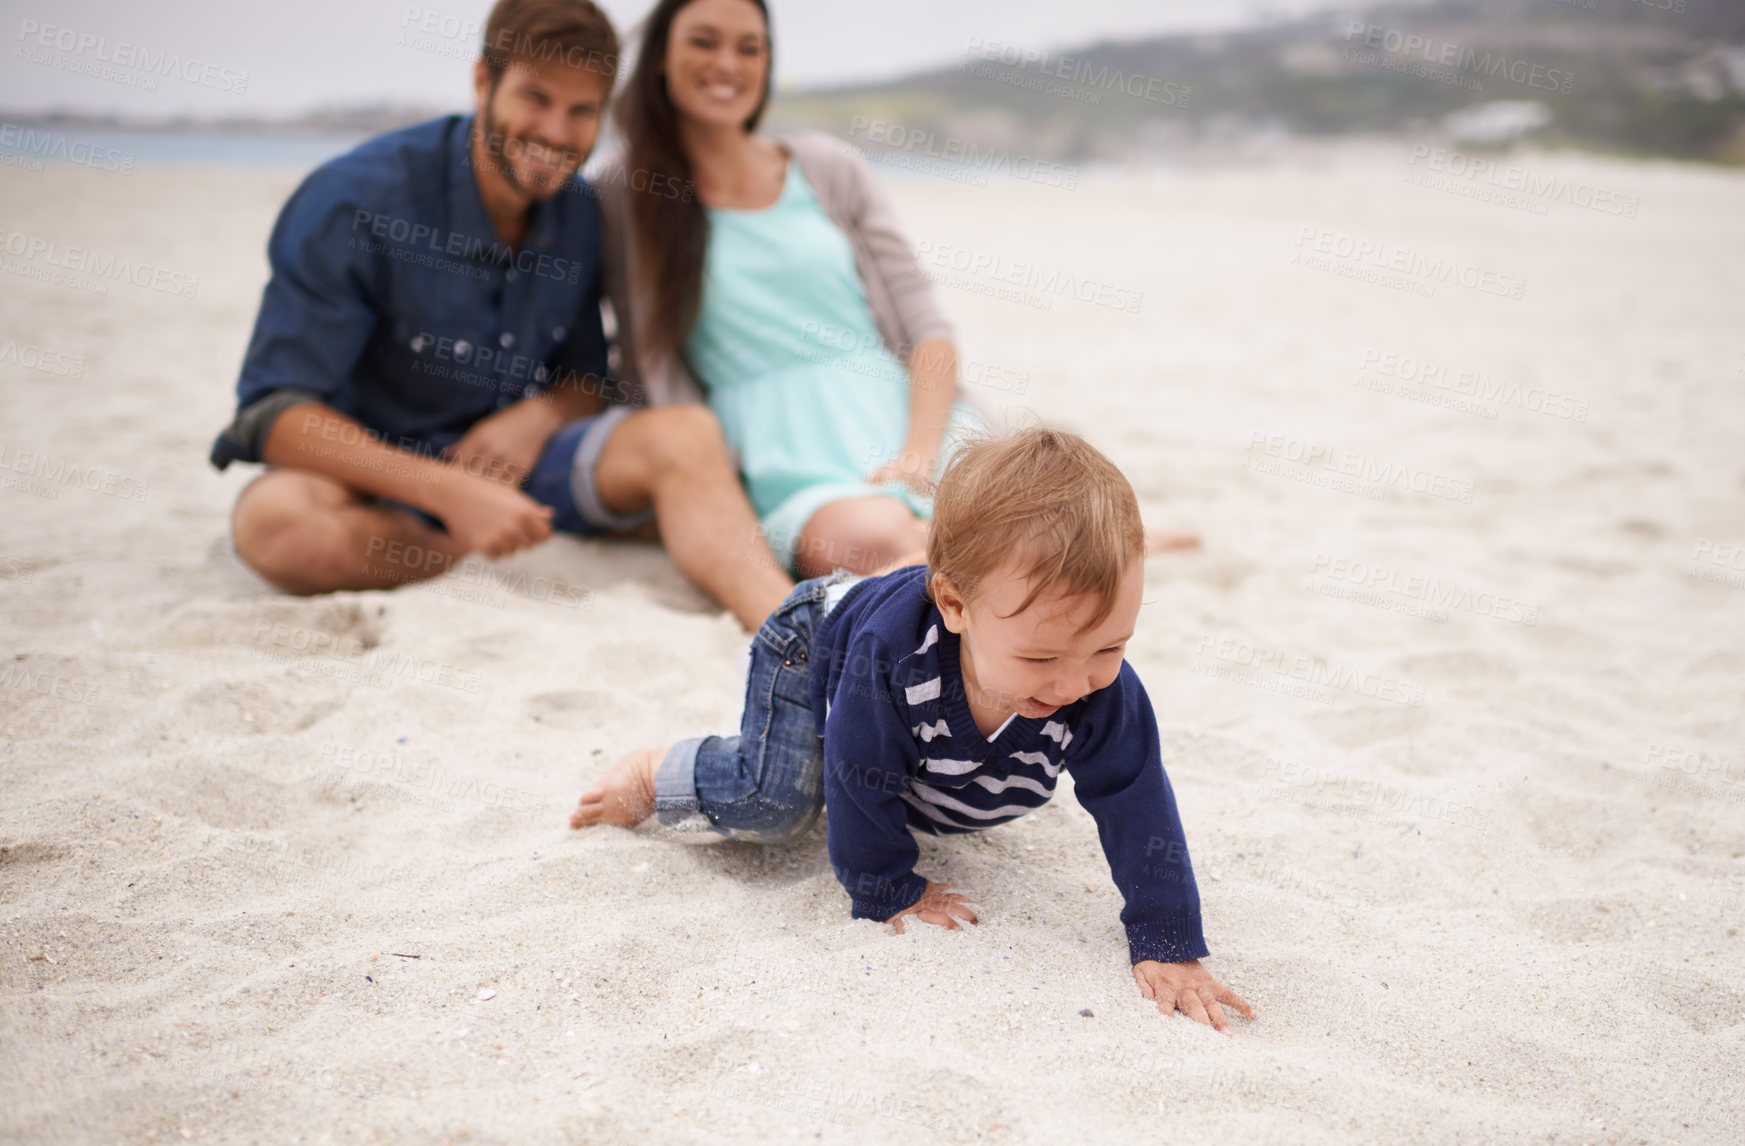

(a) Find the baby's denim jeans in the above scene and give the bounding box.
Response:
[652,570,859,843]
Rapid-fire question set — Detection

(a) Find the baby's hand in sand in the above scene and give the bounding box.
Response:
[568,748,661,829]
[1132,959,1254,1035]
[889,881,977,934]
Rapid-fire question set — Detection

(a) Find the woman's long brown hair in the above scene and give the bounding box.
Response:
[615,0,773,374]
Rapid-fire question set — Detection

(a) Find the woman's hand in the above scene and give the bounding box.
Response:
[866,448,935,495]
[869,338,958,495]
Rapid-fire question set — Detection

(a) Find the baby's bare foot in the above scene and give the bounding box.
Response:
[569,747,665,829]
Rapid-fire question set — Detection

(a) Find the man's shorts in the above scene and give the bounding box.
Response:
[525,406,655,535]
[385,406,653,536]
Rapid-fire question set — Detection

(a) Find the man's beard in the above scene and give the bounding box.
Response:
[480,93,574,196]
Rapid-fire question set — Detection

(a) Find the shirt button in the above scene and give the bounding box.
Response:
[499,332,515,348]
[552,325,567,341]
[409,334,429,353]
[453,339,472,359]
[506,269,518,282]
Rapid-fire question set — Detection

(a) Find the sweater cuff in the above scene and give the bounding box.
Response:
[847,872,929,922]
[1125,911,1210,966]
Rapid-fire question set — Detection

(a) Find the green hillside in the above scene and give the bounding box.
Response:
[768,0,1745,163]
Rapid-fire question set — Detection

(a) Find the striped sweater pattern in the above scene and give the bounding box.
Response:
[809,566,1208,965]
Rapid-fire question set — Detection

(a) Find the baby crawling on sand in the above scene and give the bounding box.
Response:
[571,428,1252,1032]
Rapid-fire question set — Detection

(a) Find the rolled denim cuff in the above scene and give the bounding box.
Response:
[653,737,717,835]
[569,405,656,532]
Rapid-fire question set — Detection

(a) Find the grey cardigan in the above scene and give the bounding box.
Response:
[595,130,954,407]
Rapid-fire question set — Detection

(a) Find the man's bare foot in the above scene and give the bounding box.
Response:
[569,747,664,829]
[1145,529,1201,555]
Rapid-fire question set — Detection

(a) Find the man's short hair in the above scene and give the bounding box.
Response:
[481,0,619,85]
[927,427,1145,630]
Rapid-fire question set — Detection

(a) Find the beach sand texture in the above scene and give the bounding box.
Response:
[2,148,1743,1145]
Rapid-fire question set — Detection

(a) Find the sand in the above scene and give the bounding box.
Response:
[2,142,1743,1146]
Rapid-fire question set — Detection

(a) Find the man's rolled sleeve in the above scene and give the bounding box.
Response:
[214,178,383,467]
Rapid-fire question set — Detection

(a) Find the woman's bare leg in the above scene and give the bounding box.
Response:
[792,496,928,578]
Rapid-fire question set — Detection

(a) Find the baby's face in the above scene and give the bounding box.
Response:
[942,561,1145,720]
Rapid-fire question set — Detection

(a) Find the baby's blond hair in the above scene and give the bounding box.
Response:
[926,427,1144,629]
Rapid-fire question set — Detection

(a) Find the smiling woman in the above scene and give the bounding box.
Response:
[601,0,986,579]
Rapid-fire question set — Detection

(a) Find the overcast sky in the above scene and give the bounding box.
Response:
[1,0,1364,120]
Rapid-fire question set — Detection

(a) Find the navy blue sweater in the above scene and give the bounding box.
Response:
[808,566,1208,965]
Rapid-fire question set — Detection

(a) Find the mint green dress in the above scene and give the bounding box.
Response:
[683,161,974,572]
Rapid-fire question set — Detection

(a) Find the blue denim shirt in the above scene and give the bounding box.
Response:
[210,114,613,469]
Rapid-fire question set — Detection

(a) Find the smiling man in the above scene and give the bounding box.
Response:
[210,0,791,630]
